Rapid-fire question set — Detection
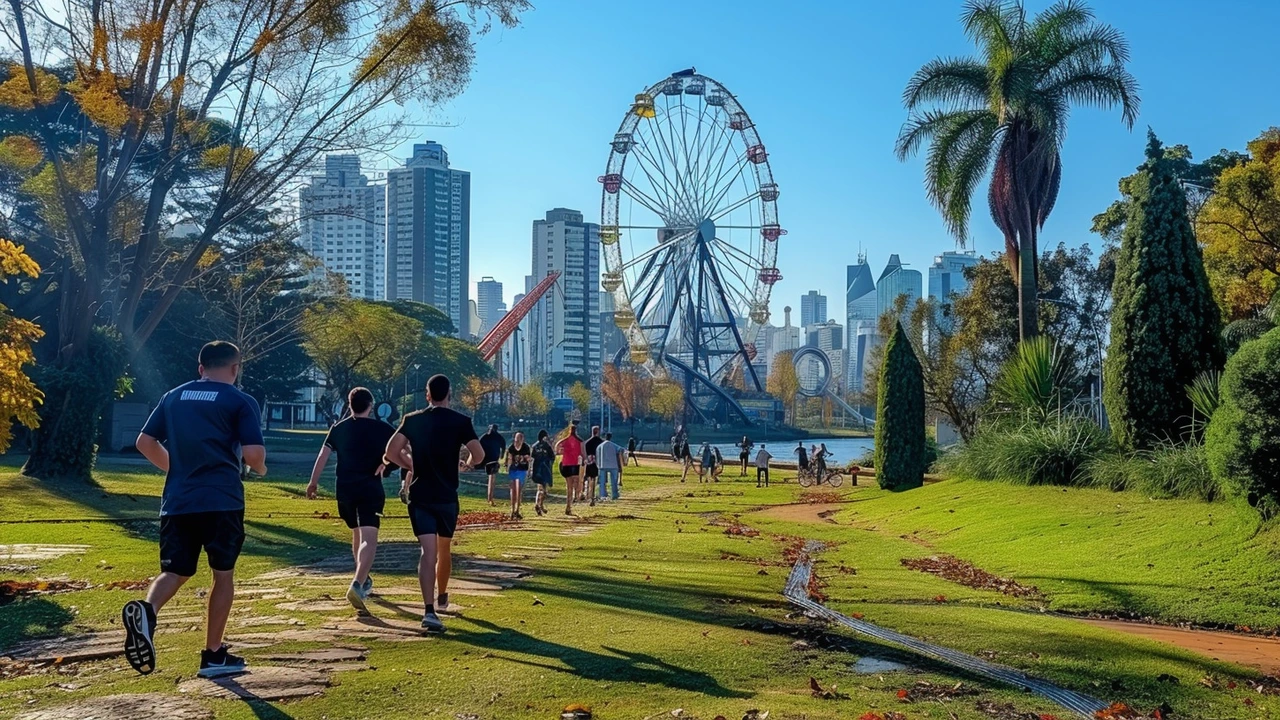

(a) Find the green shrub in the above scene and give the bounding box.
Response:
[874,322,927,491]
[941,416,1111,487]
[1087,444,1222,502]
[992,337,1078,421]
[1206,327,1280,518]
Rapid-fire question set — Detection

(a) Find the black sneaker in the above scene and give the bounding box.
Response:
[198,645,247,678]
[122,600,157,674]
[421,611,445,634]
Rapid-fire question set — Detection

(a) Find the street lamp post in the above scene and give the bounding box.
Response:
[413,363,422,410]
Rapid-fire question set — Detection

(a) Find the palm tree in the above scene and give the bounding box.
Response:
[895,0,1139,341]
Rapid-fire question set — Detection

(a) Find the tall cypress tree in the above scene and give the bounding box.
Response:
[875,322,927,490]
[1104,131,1224,450]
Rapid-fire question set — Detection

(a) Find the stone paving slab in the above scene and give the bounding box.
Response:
[4,632,123,664]
[178,666,330,701]
[15,693,213,720]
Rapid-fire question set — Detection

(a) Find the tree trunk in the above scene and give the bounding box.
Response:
[1017,229,1039,341]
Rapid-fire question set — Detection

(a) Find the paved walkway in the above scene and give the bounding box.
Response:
[782,541,1110,720]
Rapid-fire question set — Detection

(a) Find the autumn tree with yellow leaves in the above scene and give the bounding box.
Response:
[0,239,43,452]
[0,0,530,480]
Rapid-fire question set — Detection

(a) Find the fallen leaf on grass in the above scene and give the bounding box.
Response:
[532,597,545,606]
[902,555,1043,599]
[808,677,847,700]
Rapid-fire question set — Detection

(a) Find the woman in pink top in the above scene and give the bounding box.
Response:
[555,421,584,515]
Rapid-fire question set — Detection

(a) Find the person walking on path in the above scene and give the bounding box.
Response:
[679,437,694,482]
[627,435,640,466]
[384,374,483,634]
[556,422,584,515]
[530,430,555,516]
[794,441,809,473]
[597,432,624,501]
[755,443,773,488]
[738,436,753,476]
[306,387,394,616]
[584,425,604,507]
[480,425,505,506]
[123,341,265,678]
[711,446,724,481]
[698,441,713,483]
[505,432,531,520]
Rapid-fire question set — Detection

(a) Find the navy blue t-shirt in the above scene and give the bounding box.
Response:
[141,379,264,516]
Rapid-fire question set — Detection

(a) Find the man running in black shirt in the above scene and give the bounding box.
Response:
[480,425,505,506]
[385,375,483,634]
[306,387,394,615]
[505,432,531,520]
[583,425,604,507]
[123,341,265,678]
[627,436,640,466]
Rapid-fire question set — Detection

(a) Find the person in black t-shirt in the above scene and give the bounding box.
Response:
[627,436,640,466]
[479,425,505,506]
[306,387,394,616]
[505,432,531,520]
[385,374,483,634]
[530,430,555,516]
[583,425,604,507]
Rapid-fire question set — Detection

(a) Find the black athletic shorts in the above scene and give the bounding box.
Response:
[159,510,245,577]
[559,464,580,479]
[408,501,459,538]
[485,461,500,475]
[337,495,385,529]
[585,463,600,479]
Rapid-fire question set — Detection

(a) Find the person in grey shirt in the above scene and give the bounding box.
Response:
[596,432,624,501]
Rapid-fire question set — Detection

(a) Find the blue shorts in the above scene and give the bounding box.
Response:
[509,469,527,483]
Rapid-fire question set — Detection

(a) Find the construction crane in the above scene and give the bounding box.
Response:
[477,271,560,363]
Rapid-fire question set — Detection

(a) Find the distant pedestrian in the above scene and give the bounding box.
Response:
[597,432,624,501]
[306,387,395,616]
[698,441,713,483]
[556,422,584,515]
[711,446,724,481]
[584,425,604,507]
[738,436,753,476]
[124,341,265,678]
[755,444,773,487]
[679,438,694,482]
[505,432,531,520]
[627,435,640,466]
[530,430,555,516]
[480,425,505,506]
[794,441,809,472]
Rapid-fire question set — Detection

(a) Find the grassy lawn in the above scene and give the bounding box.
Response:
[0,452,1276,719]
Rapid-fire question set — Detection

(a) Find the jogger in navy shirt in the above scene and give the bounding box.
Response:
[123,341,266,679]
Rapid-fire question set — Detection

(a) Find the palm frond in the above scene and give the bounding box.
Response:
[1039,24,1131,72]
[924,111,1000,240]
[902,57,990,111]
[1030,0,1095,49]
[962,0,1018,63]
[895,108,988,161]
[1043,61,1139,128]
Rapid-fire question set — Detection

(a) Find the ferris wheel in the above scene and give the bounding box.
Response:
[600,69,783,424]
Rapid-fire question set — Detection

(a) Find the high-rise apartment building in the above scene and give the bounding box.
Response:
[928,250,980,330]
[476,277,505,337]
[877,253,922,329]
[385,142,470,337]
[299,155,386,299]
[800,290,827,329]
[529,208,601,378]
[845,254,878,393]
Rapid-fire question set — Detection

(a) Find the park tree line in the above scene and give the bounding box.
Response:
[0,0,530,480]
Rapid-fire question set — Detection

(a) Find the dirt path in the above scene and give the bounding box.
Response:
[1083,619,1280,675]
[754,502,844,524]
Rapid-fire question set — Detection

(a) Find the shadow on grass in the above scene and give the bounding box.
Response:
[451,616,750,698]
[198,674,296,720]
[0,598,75,649]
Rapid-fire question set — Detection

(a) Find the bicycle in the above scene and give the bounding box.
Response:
[796,455,844,488]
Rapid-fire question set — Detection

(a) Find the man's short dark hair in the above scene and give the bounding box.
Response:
[348,387,374,414]
[199,341,241,369]
[605,432,612,440]
[426,374,450,403]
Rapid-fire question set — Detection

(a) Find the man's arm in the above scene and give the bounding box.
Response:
[136,433,169,472]
[242,445,267,476]
[307,446,332,499]
[385,434,413,473]
[461,439,485,469]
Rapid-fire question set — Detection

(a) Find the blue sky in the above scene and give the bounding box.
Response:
[374,0,1280,321]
